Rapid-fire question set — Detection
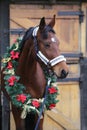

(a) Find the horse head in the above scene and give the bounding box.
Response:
[35,15,69,79]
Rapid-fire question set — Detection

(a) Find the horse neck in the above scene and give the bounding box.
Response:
[17,39,46,98]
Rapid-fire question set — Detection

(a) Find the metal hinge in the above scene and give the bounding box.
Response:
[58,10,84,23]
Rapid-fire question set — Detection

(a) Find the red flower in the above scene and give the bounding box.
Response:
[16,94,27,103]
[8,76,16,86]
[49,104,56,109]
[48,87,57,94]
[10,50,19,59]
[7,61,13,69]
[14,39,17,43]
[32,100,40,108]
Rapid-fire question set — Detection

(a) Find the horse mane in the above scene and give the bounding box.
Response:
[19,27,34,52]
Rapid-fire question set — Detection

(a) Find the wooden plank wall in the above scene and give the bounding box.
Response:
[9,3,87,130]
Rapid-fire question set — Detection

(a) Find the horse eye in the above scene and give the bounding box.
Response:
[44,42,50,48]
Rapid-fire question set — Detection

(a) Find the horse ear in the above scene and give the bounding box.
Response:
[48,15,56,28]
[39,17,46,31]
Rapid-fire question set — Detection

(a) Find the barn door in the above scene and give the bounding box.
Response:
[43,6,82,130]
[10,3,83,130]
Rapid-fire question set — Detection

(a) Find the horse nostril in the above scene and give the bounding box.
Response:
[61,69,68,78]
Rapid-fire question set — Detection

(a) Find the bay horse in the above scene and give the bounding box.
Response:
[1,15,69,130]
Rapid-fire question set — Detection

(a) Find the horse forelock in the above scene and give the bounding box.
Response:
[41,25,55,39]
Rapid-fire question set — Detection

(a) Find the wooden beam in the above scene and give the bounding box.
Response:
[0,1,10,130]
[11,18,35,29]
[46,110,80,130]
[10,8,79,19]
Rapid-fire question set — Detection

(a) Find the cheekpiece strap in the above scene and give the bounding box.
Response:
[32,26,39,53]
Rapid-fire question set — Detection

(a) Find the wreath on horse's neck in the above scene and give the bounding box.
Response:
[2,37,59,119]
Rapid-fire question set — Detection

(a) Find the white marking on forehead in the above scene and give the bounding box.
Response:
[51,37,56,43]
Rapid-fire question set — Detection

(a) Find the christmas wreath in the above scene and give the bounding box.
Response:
[2,37,59,119]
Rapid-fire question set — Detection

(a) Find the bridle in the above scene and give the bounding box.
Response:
[32,26,66,68]
[32,26,66,130]
[37,51,66,67]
